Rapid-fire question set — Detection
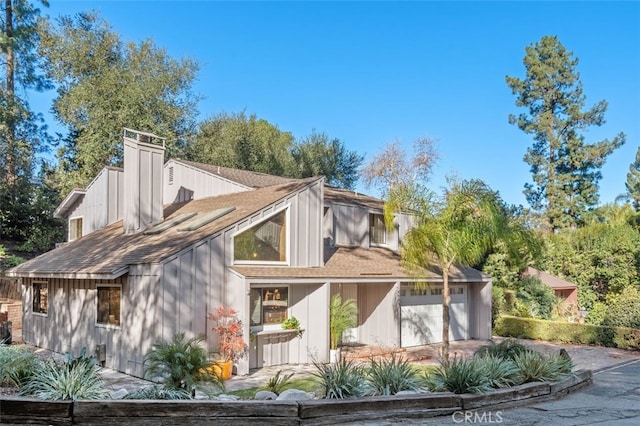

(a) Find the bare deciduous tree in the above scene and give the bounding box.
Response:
[361,137,438,198]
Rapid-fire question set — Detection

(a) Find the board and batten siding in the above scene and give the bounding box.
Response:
[154,179,323,375]
[66,168,124,238]
[329,202,405,252]
[163,160,250,204]
[356,282,400,347]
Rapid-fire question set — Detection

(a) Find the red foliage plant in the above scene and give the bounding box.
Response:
[208,306,248,362]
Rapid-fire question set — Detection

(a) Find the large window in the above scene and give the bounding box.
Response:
[234,210,287,262]
[250,286,289,326]
[369,213,386,245]
[32,282,48,315]
[97,286,121,326]
[69,217,83,241]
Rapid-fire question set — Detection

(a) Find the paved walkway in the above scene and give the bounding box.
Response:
[82,337,640,395]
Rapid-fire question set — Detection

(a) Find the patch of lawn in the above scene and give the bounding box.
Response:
[227,376,321,399]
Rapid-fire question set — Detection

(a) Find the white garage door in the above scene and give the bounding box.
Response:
[400,284,468,347]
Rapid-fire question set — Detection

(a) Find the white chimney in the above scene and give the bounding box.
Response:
[123,128,165,234]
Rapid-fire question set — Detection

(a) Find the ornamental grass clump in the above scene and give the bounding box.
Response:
[513,350,573,383]
[474,338,529,361]
[473,354,522,388]
[0,344,41,388]
[20,350,107,400]
[424,355,491,394]
[313,358,369,399]
[124,384,192,400]
[265,369,295,395]
[366,353,421,395]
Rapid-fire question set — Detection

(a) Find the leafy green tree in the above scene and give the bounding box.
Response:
[191,111,296,177]
[542,220,640,310]
[506,36,625,231]
[38,12,200,194]
[387,179,507,361]
[291,131,363,189]
[192,112,363,189]
[626,146,640,211]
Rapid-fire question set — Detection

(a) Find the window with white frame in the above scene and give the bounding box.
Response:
[69,217,83,241]
[234,210,287,263]
[97,285,121,326]
[249,286,289,326]
[369,213,386,245]
[32,281,49,315]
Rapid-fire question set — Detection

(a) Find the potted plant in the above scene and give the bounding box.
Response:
[207,306,248,379]
[329,294,358,363]
[282,316,305,338]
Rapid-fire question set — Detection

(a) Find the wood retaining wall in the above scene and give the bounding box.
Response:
[0,370,592,425]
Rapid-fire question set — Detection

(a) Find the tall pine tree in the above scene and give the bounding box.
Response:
[506,36,625,231]
[0,0,55,246]
[626,147,640,211]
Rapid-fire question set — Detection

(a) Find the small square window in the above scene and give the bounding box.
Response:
[69,217,83,241]
[32,282,48,315]
[250,286,288,326]
[97,286,121,326]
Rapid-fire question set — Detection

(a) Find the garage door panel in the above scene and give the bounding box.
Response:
[400,285,468,347]
[400,306,441,346]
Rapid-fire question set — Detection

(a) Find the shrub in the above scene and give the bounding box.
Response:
[123,385,192,400]
[495,315,640,350]
[602,287,640,329]
[514,276,556,320]
[20,359,107,400]
[144,332,223,395]
[366,353,421,396]
[512,350,573,383]
[0,344,41,388]
[313,358,369,399]
[265,370,295,395]
[474,338,529,361]
[3,255,25,268]
[424,356,491,394]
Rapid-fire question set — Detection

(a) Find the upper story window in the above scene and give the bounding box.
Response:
[234,210,287,263]
[97,285,121,327]
[369,213,386,245]
[32,281,49,315]
[69,217,83,241]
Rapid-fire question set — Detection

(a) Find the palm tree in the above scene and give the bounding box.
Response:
[386,179,507,361]
[329,294,358,351]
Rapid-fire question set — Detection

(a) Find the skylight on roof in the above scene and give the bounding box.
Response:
[143,212,197,235]
[177,207,236,232]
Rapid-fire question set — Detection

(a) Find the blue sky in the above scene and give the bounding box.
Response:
[32,1,640,207]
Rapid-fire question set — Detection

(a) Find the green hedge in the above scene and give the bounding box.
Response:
[494,315,640,350]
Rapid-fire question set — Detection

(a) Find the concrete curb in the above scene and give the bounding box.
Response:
[0,370,593,425]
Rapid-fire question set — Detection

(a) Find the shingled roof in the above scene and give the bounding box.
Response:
[173,159,297,188]
[324,186,385,211]
[8,177,321,279]
[232,246,489,283]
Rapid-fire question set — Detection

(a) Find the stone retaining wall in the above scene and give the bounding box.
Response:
[0,370,592,425]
